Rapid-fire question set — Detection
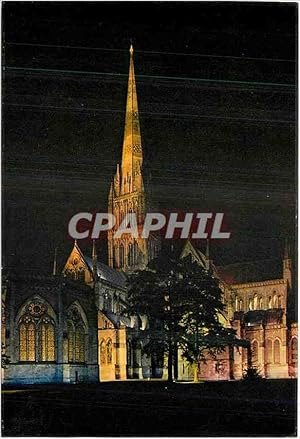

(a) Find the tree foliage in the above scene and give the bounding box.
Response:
[126,250,238,380]
[243,365,263,381]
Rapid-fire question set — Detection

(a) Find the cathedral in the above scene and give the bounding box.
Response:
[2,46,297,384]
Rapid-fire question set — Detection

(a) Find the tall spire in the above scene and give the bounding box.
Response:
[121,44,143,194]
[107,44,152,271]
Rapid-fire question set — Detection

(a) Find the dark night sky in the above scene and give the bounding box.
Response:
[3,1,297,273]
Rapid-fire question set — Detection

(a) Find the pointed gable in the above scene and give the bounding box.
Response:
[63,241,93,284]
[180,240,207,269]
[63,242,127,290]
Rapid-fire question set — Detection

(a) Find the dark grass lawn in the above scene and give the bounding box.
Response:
[2,379,297,436]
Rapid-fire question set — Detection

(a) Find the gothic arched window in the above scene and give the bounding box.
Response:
[273,295,279,308]
[40,317,55,362]
[239,299,243,311]
[18,300,56,362]
[119,244,125,269]
[249,298,253,311]
[67,306,86,364]
[19,318,36,362]
[253,294,258,310]
[259,297,263,310]
[75,324,85,363]
[274,339,281,364]
[266,339,273,364]
[100,340,106,364]
[68,322,75,362]
[268,296,272,309]
[128,243,133,266]
[106,339,113,364]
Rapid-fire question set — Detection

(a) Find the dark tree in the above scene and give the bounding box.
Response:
[127,249,238,382]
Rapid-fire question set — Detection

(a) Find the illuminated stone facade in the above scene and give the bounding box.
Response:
[2,273,98,384]
[176,240,297,381]
[2,46,297,384]
[108,45,160,272]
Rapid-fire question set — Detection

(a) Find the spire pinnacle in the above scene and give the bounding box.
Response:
[120,41,143,194]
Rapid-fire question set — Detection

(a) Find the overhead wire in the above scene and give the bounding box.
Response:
[5,41,295,63]
[4,66,295,89]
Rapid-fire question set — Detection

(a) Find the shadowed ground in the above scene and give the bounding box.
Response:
[2,379,297,436]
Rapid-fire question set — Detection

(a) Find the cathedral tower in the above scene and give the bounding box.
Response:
[108,45,149,271]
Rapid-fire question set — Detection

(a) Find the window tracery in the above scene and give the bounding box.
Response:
[18,300,55,362]
[119,244,125,268]
[67,306,86,363]
[106,339,113,364]
[100,340,106,364]
[40,317,55,361]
